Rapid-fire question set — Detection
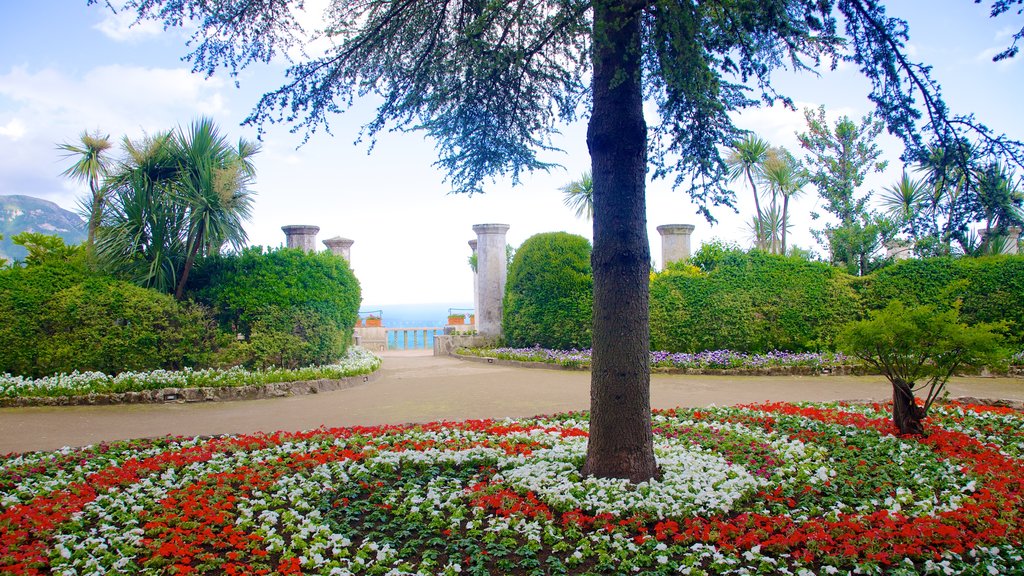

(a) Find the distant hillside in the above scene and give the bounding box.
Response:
[0,195,86,263]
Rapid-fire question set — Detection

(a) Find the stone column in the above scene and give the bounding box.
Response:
[473,224,510,339]
[1006,226,1021,255]
[282,225,320,253]
[323,236,354,262]
[884,239,912,260]
[657,224,696,267]
[469,239,479,326]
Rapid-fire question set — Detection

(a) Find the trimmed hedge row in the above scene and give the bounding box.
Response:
[503,235,1024,354]
[651,250,859,353]
[0,261,216,378]
[0,245,362,377]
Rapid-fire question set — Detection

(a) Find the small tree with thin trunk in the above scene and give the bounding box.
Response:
[837,300,1005,435]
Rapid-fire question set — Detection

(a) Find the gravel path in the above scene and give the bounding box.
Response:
[2,350,1022,454]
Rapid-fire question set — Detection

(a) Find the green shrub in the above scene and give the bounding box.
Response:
[188,247,361,367]
[33,278,215,376]
[503,232,593,349]
[0,257,91,376]
[650,248,859,352]
[857,255,1024,348]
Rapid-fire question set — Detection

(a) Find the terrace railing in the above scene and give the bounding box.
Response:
[387,327,446,350]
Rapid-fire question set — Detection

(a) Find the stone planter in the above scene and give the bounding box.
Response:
[447,315,465,326]
[365,317,382,327]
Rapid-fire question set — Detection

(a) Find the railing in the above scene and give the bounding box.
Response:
[386,327,446,350]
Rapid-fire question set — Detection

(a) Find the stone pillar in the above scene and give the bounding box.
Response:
[1006,226,1021,255]
[473,223,510,339]
[282,225,320,253]
[469,239,479,326]
[884,239,912,260]
[323,236,354,261]
[657,224,696,266]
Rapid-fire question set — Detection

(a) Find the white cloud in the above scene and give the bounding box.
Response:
[0,64,234,206]
[0,118,26,140]
[93,10,164,42]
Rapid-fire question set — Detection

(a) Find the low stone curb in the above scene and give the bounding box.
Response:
[0,369,381,408]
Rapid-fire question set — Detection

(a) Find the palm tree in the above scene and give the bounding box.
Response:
[58,130,112,247]
[172,117,258,299]
[974,161,1024,251]
[879,171,928,239]
[97,132,184,292]
[727,135,770,250]
[561,171,593,220]
[760,147,807,255]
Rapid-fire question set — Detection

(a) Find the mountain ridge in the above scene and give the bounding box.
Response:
[0,194,86,262]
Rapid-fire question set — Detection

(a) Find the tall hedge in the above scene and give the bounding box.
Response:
[503,232,593,349]
[650,248,859,352]
[188,247,361,368]
[857,255,1024,348]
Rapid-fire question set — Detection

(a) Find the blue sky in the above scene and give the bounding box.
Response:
[1,1,1021,305]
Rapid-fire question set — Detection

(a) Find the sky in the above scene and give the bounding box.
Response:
[0,1,1021,306]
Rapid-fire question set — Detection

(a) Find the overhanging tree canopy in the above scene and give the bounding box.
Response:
[97,0,1024,481]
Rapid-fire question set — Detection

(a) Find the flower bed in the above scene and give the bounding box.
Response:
[0,347,381,401]
[2,401,1022,574]
[460,346,856,373]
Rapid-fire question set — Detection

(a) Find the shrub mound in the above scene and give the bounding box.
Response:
[0,260,213,378]
[3,402,1021,575]
[503,232,593,350]
[188,247,362,369]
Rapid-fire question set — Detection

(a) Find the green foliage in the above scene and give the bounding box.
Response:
[0,255,214,377]
[35,278,215,376]
[11,232,84,267]
[837,300,1005,415]
[503,233,592,350]
[189,247,361,368]
[0,256,92,376]
[650,248,859,353]
[856,255,1024,348]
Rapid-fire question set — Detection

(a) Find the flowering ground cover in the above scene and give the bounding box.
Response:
[461,347,854,372]
[0,348,380,400]
[2,401,1022,575]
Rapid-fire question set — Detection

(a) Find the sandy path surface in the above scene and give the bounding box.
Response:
[2,351,1022,454]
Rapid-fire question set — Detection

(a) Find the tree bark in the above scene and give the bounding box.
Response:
[581,0,658,483]
[892,379,925,435]
[175,228,203,300]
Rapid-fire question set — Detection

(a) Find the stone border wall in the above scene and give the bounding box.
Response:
[0,370,381,408]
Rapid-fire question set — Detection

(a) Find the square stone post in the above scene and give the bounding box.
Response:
[1006,226,1021,255]
[657,224,695,267]
[473,224,510,339]
[282,225,320,253]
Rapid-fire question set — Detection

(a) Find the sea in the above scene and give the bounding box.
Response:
[360,302,474,349]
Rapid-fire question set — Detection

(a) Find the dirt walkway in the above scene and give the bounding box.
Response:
[2,351,1022,454]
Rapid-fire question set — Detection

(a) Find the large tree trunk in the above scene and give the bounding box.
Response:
[892,379,925,435]
[581,0,658,483]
